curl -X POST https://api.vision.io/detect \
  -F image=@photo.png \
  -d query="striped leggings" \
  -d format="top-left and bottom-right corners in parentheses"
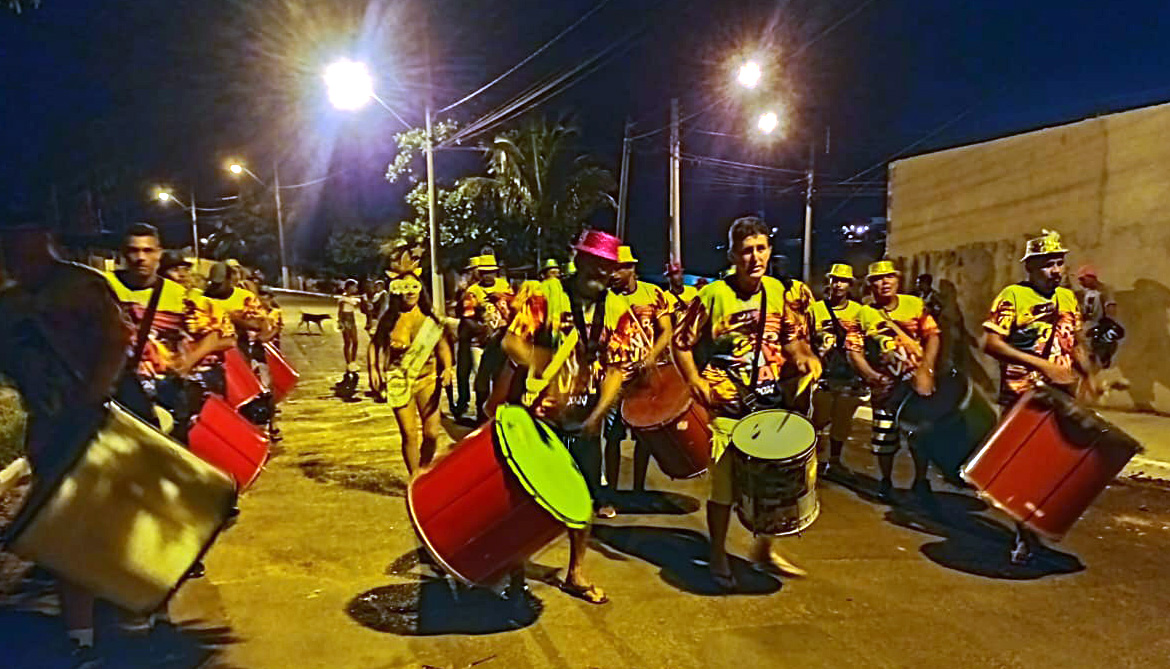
top-left (871, 406), bottom-right (901, 455)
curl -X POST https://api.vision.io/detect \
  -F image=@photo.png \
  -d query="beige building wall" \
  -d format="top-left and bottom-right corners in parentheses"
top-left (888, 101), bottom-right (1170, 413)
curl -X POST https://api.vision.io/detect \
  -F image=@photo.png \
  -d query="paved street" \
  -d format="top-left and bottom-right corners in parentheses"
top-left (4, 292), bottom-right (1170, 668)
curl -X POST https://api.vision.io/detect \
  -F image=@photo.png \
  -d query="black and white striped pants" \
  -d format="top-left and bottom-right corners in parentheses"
top-left (871, 406), bottom-right (901, 455)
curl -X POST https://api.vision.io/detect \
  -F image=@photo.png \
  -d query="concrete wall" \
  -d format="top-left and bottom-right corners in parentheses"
top-left (888, 101), bottom-right (1170, 413)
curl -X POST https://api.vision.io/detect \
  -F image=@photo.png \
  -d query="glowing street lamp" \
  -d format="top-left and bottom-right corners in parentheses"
top-left (156, 188), bottom-right (201, 260)
top-left (737, 60), bottom-right (762, 90)
top-left (228, 163), bottom-right (244, 176)
top-left (757, 110), bottom-right (780, 135)
top-left (323, 58), bottom-right (375, 111)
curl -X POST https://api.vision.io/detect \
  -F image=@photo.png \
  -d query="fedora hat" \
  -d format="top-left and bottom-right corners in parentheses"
top-left (573, 229), bottom-right (622, 263)
top-left (866, 260), bottom-right (900, 280)
top-left (826, 263), bottom-right (855, 281)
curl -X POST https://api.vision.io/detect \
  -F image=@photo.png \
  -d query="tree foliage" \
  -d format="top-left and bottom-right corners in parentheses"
top-left (201, 188), bottom-right (280, 280)
top-left (324, 228), bottom-right (388, 279)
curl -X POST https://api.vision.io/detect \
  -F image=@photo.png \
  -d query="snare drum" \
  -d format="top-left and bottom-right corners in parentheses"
top-left (6, 402), bottom-right (237, 613)
top-left (621, 364), bottom-right (712, 479)
top-left (731, 410), bottom-right (819, 536)
top-left (408, 405), bottom-right (592, 588)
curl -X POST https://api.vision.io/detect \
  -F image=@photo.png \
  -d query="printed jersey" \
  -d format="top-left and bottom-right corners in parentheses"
top-left (983, 283), bottom-right (1081, 403)
top-left (106, 272), bottom-right (216, 379)
top-left (463, 280), bottom-right (516, 345)
top-left (508, 278), bottom-right (649, 427)
top-left (615, 280), bottom-right (670, 340)
top-left (665, 284), bottom-right (700, 321)
top-left (208, 287), bottom-right (267, 334)
top-left (778, 278), bottom-right (816, 342)
top-left (847, 294), bottom-right (940, 384)
top-left (810, 299), bottom-right (864, 383)
top-left (674, 277), bottom-right (801, 417)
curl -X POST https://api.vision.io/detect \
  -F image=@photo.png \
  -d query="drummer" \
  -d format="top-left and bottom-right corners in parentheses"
top-left (0, 211), bottom-right (127, 666)
top-left (809, 264), bottom-right (867, 481)
top-left (981, 229), bottom-right (1094, 564)
top-left (503, 229), bottom-right (651, 604)
top-left (664, 261), bottom-right (699, 325)
top-left (846, 260), bottom-right (940, 504)
top-left (604, 245), bottom-right (673, 499)
top-left (674, 216), bottom-right (822, 588)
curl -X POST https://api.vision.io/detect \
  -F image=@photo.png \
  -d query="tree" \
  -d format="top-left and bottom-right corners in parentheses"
top-left (202, 188), bottom-right (280, 279)
top-left (324, 228), bottom-right (389, 279)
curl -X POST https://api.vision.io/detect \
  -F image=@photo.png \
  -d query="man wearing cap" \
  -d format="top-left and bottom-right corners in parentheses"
top-left (504, 229), bottom-right (652, 604)
top-left (0, 211), bottom-right (128, 666)
top-left (664, 262), bottom-right (699, 324)
top-left (106, 225), bottom-right (230, 431)
top-left (461, 253), bottom-right (515, 422)
top-left (982, 229), bottom-right (1094, 564)
top-left (1075, 264), bottom-right (1123, 369)
top-left (846, 260), bottom-right (941, 503)
top-left (605, 245), bottom-right (673, 498)
top-left (810, 264), bottom-right (871, 480)
top-left (674, 216), bottom-right (822, 587)
top-left (541, 258), bottom-right (562, 281)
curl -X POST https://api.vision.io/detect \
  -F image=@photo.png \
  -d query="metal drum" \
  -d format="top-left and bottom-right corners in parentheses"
top-left (896, 369), bottom-right (997, 485)
top-left (621, 364), bottom-right (712, 479)
top-left (962, 384), bottom-right (1141, 541)
top-left (188, 394), bottom-right (270, 490)
top-left (407, 405), bottom-right (592, 589)
top-left (263, 342), bottom-right (299, 403)
top-left (5, 402), bottom-right (237, 614)
top-left (224, 346), bottom-right (265, 409)
top-left (730, 409), bottom-right (819, 536)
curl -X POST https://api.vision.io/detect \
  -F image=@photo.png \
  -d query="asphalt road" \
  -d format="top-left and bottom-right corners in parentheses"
top-left (3, 292), bottom-right (1170, 668)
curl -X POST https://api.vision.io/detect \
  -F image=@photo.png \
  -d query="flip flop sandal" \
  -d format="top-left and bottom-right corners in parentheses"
top-left (560, 580), bottom-right (609, 605)
top-left (711, 569), bottom-right (737, 592)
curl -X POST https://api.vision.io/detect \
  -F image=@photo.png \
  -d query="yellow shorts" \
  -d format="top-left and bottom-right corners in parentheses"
top-left (706, 417), bottom-right (740, 506)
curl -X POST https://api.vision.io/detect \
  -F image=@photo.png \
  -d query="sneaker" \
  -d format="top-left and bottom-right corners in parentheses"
top-left (70, 644), bottom-right (103, 669)
top-left (877, 478), bottom-right (895, 502)
top-left (1010, 539), bottom-right (1034, 565)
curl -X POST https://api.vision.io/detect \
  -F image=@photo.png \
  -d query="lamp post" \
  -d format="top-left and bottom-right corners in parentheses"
top-left (229, 161), bottom-right (290, 289)
top-left (323, 58), bottom-right (443, 312)
top-left (157, 188), bottom-right (200, 260)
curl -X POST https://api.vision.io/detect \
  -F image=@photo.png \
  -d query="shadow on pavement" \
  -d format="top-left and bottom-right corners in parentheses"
top-left (605, 490), bottom-right (702, 516)
top-left (347, 580), bottom-right (541, 636)
top-left (592, 525), bottom-right (782, 596)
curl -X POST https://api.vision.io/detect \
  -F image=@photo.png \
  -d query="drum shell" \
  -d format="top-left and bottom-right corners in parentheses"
top-left (621, 365), bottom-right (712, 479)
top-left (7, 403), bottom-right (237, 614)
top-left (897, 371), bottom-right (997, 484)
top-left (225, 347), bottom-right (265, 409)
top-left (188, 394), bottom-right (270, 490)
top-left (407, 421), bottom-right (566, 588)
top-left (263, 342), bottom-right (299, 403)
top-left (962, 389), bottom-right (1141, 540)
top-left (732, 446), bottom-right (820, 536)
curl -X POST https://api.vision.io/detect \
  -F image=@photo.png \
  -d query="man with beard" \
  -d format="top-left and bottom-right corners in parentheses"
top-left (982, 230), bottom-right (1094, 564)
top-left (674, 216), bottom-right (822, 588)
top-left (0, 211), bottom-right (126, 667)
top-left (503, 230), bottom-right (650, 605)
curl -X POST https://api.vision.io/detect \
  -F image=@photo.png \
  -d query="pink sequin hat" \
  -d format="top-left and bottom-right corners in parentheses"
top-left (572, 229), bottom-right (622, 262)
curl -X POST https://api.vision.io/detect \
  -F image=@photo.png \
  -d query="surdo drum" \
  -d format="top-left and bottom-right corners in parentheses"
top-left (730, 409), bottom-right (820, 536)
top-left (621, 364), bottom-right (712, 479)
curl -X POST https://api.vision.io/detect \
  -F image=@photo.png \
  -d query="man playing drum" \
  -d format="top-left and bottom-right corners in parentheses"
top-left (674, 216), bottom-right (822, 588)
top-left (503, 229), bottom-right (651, 604)
top-left (981, 229), bottom-right (1095, 564)
top-left (0, 211), bottom-right (127, 667)
top-left (846, 260), bottom-right (940, 503)
top-left (664, 261), bottom-right (699, 326)
top-left (605, 245), bottom-right (673, 500)
top-left (809, 264), bottom-right (867, 481)
top-left (462, 254), bottom-right (514, 422)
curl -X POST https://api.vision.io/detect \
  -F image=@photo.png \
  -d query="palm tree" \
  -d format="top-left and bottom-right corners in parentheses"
top-left (456, 115), bottom-right (616, 266)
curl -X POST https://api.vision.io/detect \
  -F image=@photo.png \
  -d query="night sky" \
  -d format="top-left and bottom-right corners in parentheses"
top-left (5, 0), bottom-right (1170, 275)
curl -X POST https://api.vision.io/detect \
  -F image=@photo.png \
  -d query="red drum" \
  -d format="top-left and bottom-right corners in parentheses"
top-left (621, 364), bottom-right (712, 479)
top-left (188, 394), bottom-right (270, 490)
top-left (263, 342), bottom-right (299, 403)
top-left (408, 405), bottom-right (592, 588)
top-left (962, 385), bottom-right (1142, 541)
top-left (224, 347), bottom-right (265, 409)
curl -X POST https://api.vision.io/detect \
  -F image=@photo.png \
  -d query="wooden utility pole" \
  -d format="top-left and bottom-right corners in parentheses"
top-left (617, 119), bottom-right (632, 239)
top-left (669, 99), bottom-right (681, 266)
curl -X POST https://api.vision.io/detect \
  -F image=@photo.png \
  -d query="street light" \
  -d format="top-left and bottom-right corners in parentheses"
top-left (324, 58), bottom-right (443, 313)
top-left (757, 110), bottom-right (780, 135)
top-left (737, 60), bottom-right (762, 90)
top-left (156, 188), bottom-right (201, 260)
top-left (228, 161), bottom-right (290, 289)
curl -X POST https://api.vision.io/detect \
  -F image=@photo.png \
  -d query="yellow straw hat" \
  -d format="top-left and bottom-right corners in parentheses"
top-left (477, 254), bottom-right (500, 271)
top-left (866, 260), bottom-right (900, 280)
top-left (1021, 229), bottom-right (1069, 261)
top-left (617, 245), bottom-right (638, 265)
top-left (826, 263), bottom-right (855, 281)
top-left (542, 258), bottom-right (560, 270)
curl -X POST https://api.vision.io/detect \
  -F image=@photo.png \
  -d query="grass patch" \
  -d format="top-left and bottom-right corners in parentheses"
top-left (0, 389), bottom-right (26, 469)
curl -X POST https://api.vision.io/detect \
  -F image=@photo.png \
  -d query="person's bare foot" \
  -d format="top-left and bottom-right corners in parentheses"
top-left (751, 541), bottom-right (807, 578)
top-left (561, 575), bottom-right (608, 604)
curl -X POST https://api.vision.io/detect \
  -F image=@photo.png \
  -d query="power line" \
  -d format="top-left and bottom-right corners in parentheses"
top-left (438, 0), bottom-right (614, 113)
top-left (790, 0), bottom-right (881, 59)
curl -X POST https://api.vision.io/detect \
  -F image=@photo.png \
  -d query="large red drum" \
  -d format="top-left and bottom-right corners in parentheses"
top-left (962, 385), bottom-right (1141, 541)
top-left (263, 342), bottom-right (299, 403)
top-left (224, 347), bottom-right (265, 409)
top-left (621, 364), bottom-right (712, 479)
top-left (188, 394), bottom-right (270, 490)
top-left (407, 405), bottom-right (592, 588)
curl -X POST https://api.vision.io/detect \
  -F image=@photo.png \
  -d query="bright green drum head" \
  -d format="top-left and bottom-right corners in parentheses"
top-left (731, 410), bottom-right (817, 461)
top-left (495, 405), bottom-right (593, 529)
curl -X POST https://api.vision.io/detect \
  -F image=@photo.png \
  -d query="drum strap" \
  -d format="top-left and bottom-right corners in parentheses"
top-left (822, 300), bottom-right (848, 352)
top-left (874, 305), bottom-right (925, 361)
top-left (747, 283), bottom-right (768, 396)
top-left (563, 277), bottom-right (607, 365)
top-left (130, 279), bottom-right (165, 371)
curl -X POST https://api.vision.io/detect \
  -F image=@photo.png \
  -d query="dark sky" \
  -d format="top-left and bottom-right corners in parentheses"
top-left (5, 0), bottom-right (1170, 274)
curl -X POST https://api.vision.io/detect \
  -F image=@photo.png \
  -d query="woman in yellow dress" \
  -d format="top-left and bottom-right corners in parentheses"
top-left (376, 271), bottom-right (454, 473)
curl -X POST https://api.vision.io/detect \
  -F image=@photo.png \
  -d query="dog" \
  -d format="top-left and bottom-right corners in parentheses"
top-left (298, 312), bottom-right (333, 332)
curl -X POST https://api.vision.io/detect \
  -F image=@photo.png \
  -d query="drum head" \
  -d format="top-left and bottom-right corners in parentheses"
top-left (495, 405), bottom-right (592, 529)
top-left (621, 364), bottom-right (692, 428)
top-left (731, 410), bottom-right (816, 461)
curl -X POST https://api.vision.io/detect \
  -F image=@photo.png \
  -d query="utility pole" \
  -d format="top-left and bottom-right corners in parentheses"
top-left (802, 140), bottom-right (815, 284)
top-left (190, 187), bottom-right (200, 261)
top-left (669, 98), bottom-right (682, 266)
top-left (616, 119), bottom-right (632, 239)
top-left (273, 160), bottom-right (289, 289)
top-left (425, 105), bottom-right (443, 313)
